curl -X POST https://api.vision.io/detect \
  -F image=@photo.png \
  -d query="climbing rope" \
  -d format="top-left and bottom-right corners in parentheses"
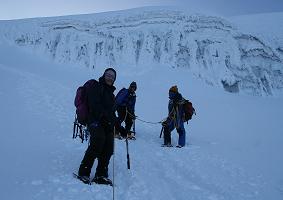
top-left (126, 110), bottom-right (164, 125)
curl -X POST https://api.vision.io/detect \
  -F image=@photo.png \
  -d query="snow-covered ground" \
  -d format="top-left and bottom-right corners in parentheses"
top-left (1, 32), bottom-right (283, 200)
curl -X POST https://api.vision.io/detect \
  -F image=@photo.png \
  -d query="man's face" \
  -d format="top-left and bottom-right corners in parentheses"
top-left (129, 85), bottom-right (136, 93)
top-left (169, 91), bottom-right (176, 100)
top-left (104, 70), bottom-right (115, 86)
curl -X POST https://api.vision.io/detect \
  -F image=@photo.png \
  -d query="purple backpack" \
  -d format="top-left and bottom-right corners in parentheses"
top-left (74, 79), bottom-right (97, 125)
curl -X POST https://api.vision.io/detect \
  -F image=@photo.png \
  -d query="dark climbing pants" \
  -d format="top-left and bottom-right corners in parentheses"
top-left (115, 106), bottom-right (133, 137)
top-left (78, 123), bottom-right (114, 178)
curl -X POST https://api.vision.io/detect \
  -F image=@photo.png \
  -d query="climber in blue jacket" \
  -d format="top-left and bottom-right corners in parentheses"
top-left (115, 81), bottom-right (137, 139)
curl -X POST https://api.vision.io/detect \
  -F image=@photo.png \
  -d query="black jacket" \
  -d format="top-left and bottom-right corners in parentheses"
top-left (86, 76), bottom-right (116, 127)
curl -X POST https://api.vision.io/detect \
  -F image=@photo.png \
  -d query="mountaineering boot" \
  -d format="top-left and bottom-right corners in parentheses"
top-left (127, 132), bottom-right (136, 140)
top-left (92, 176), bottom-right (113, 186)
top-left (161, 143), bottom-right (173, 147)
top-left (115, 133), bottom-right (123, 140)
top-left (78, 175), bottom-right (90, 184)
top-left (73, 173), bottom-right (90, 184)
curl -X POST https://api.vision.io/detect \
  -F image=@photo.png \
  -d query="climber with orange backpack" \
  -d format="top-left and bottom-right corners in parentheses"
top-left (161, 85), bottom-right (195, 148)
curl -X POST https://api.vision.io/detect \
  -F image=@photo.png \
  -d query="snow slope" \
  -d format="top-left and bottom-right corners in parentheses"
top-left (1, 38), bottom-right (283, 200)
top-left (1, 7), bottom-right (283, 96)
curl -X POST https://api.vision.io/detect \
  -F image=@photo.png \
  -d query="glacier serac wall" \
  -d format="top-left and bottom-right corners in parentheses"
top-left (1, 8), bottom-right (282, 96)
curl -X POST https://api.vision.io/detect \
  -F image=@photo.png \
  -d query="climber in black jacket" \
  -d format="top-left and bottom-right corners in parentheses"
top-left (78, 68), bottom-right (117, 185)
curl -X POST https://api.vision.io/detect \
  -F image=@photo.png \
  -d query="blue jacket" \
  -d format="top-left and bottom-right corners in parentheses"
top-left (115, 88), bottom-right (136, 114)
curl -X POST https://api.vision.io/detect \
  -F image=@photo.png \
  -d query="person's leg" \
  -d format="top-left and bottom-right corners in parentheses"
top-left (177, 123), bottom-right (186, 147)
top-left (93, 126), bottom-right (114, 185)
top-left (95, 154), bottom-right (112, 178)
top-left (125, 114), bottom-right (133, 134)
top-left (115, 106), bottom-right (127, 137)
top-left (163, 121), bottom-right (174, 145)
top-left (78, 124), bottom-right (105, 177)
top-left (95, 125), bottom-right (114, 178)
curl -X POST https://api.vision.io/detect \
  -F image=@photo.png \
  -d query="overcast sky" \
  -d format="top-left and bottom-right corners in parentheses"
top-left (0, 0), bottom-right (283, 20)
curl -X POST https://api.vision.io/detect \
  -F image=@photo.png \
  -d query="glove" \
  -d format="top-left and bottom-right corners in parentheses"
top-left (88, 121), bottom-right (99, 135)
top-left (89, 121), bottom-right (99, 129)
top-left (131, 114), bottom-right (137, 120)
top-left (129, 112), bottom-right (136, 120)
top-left (162, 120), bottom-right (167, 127)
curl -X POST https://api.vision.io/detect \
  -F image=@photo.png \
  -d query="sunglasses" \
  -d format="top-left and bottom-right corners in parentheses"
top-left (130, 86), bottom-right (137, 91)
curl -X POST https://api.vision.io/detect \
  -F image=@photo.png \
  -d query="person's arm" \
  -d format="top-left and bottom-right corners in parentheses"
top-left (162, 101), bottom-right (173, 126)
top-left (127, 94), bottom-right (136, 114)
top-left (168, 100), bottom-right (174, 117)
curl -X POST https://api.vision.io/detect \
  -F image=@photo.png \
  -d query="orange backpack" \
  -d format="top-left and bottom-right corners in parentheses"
top-left (183, 99), bottom-right (195, 122)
